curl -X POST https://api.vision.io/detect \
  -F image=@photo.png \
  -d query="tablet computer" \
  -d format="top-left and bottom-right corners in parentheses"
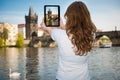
top-left (44, 5), bottom-right (60, 27)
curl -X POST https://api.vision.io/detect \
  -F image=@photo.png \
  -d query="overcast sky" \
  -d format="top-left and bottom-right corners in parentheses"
top-left (0, 0), bottom-right (120, 31)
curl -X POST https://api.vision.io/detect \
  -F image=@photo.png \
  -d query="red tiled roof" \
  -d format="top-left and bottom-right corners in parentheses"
top-left (18, 24), bottom-right (25, 28)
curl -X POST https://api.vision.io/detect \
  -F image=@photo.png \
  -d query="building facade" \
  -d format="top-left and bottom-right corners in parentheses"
top-left (18, 24), bottom-right (26, 39)
top-left (25, 6), bottom-right (38, 39)
top-left (0, 23), bottom-right (18, 46)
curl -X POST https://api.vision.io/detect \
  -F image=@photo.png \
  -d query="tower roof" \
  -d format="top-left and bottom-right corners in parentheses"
top-left (29, 6), bottom-right (35, 16)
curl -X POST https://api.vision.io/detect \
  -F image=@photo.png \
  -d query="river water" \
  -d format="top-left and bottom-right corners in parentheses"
top-left (0, 47), bottom-right (120, 80)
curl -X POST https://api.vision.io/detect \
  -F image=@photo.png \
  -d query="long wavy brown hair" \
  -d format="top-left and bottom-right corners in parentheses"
top-left (64, 1), bottom-right (96, 56)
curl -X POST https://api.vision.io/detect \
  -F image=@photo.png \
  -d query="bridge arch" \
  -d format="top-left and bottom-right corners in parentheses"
top-left (96, 31), bottom-right (120, 46)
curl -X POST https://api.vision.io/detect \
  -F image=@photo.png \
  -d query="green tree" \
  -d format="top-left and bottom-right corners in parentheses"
top-left (0, 37), bottom-right (4, 47)
top-left (16, 33), bottom-right (24, 47)
top-left (0, 32), bottom-right (2, 38)
top-left (0, 28), bottom-right (9, 47)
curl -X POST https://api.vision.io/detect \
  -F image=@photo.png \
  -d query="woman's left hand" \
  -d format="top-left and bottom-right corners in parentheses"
top-left (40, 18), bottom-right (53, 34)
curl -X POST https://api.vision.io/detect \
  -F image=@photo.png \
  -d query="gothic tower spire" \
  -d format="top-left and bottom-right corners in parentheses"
top-left (29, 6), bottom-right (35, 16)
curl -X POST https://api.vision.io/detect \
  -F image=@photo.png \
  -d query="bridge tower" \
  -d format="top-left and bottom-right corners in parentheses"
top-left (25, 6), bottom-right (38, 39)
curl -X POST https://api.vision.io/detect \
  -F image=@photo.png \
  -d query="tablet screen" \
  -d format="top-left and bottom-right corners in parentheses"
top-left (44, 5), bottom-right (60, 27)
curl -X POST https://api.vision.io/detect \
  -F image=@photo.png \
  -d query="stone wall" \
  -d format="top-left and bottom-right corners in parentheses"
top-left (96, 31), bottom-right (120, 46)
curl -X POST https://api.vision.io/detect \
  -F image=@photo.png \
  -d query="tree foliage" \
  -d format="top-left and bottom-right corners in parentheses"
top-left (16, 33), bottom-right (24, 47)
top-left (3, 28), bottom-right (9, 41)
top-left (0, 28), bottom-right (9, 47)
top-left (0, 37), bottom-right (4, 47)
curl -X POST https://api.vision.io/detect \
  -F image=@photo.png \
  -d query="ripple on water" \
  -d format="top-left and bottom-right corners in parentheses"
top-left (0, 47), bottom-right (120, 80)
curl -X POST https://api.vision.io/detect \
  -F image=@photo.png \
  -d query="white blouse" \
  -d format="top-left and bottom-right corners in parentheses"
top-left (51, 29), bottom-right (90, 80)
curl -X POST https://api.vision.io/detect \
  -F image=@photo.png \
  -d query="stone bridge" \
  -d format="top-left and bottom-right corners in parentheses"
top-left (96, 31), bottom-right (120, 46)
